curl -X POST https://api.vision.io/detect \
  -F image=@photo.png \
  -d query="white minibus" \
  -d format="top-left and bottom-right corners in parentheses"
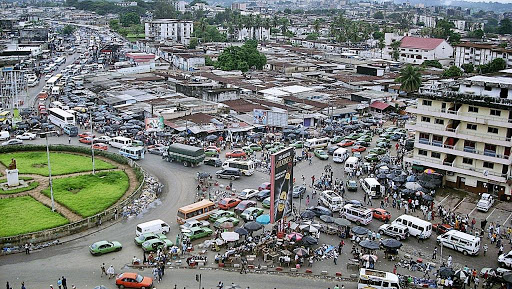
top-left (222, 159), bottom-right (255, 176)
top-left (360, 178), bottom-right (385, 198)
top-left (119, 146), bottom-right (145, 160)
top-left (110, 136), bottom-right (132, 149)
top-left (437, 230), bottom-right (480, 256)
top-left (320, 190), bottom-right (343, 212)
top-left (333, 148), bottom-right (349, 163)
top-left (304, 137), bottom-right (330, 150)
top-left (345, 156), bottom-right (359, 173)
top-left (343, 204), bottom-right (373, 225)
top-left (392, 214), bottom-right (432, 239)
top-left (135, 219), bottom-right (170, 236)
top-left (358, 268), bottom-right (400, 289)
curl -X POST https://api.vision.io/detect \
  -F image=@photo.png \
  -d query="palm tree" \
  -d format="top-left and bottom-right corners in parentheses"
top-left (313, 19), bottom-right (321, 34)
top-left (396, 65), bottom-right (422, 95)
top-left (378, 39), bottom-right (385, 58)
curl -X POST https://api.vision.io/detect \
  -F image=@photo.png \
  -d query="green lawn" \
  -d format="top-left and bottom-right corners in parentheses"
top-left (42, 171), bottom-right (129, 217)
top-left (0, 180), bottom-right (39, 195)
top-left (0, 152), bottom-right (116, 176)
top-left (0, 196), bottom-right (69, 237)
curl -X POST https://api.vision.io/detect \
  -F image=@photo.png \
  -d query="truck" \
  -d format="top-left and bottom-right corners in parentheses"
top-left (163, 143), bottom-right (205, 167)
top-left (477, 193), bottom-right (495, 212)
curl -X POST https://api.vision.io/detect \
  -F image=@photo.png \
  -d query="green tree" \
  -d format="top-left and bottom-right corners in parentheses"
top-left (284, 8), bottom-right (291, 14)
top-left (305, 33), bottom-right (319, 40)
top-left (378, 39), bottom-right (385, 58)
top-left (153, 1), bottom-right (178, 19)
top-left (118, 27), bottom-right (129, 37)
top-left (313, 19), bottom-right (321, 34)
top-left (373, 31), bottom-right (384, 40)
top-left (188, 37), bottom-right (198, 49)
top-left (468, 29), bottom-right (484, 39)
top-left (373, 11), bottom-right (384, 19)
top-left (120, 12), bottom-right (140, 27)
top-left (462, 63), bottom-right (474, 73)
top-left (390, 40), bottom-right (400, 61)
top-left (396, 65), bottom-right (422, 94)
top-left (489, 58), bottom-right (507, 72)
top-left (442, 65), bottom-right (463, 78)
top-left (61, 25), bottom-right (76, 35)
top-left (422, 60), bottom-right (442, 69)
top-left (109, 19), bottom-right (120, 31)
top-left (498, 18), bottom-right (512, 35)
top-left (215, 40), bottom-right (266, 72)
top-left (205, 56), bottom-right (215, 66)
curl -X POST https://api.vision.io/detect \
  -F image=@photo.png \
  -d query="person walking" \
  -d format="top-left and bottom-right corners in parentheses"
top-left (432, 247), bottom-right (437, 259)
top-left (61, 277), bottom-right (67, 289)
top-left (333, 250), bottom-right (338, 265)
top-left (483, 244), bottom-right (488, 256)
top-left (21, 283), bottom-right (25, 289)
top-left (106, 265), bottom-right (115, 279)
top-left (24, 243), bottom-right (29, 254)
top-left (57, 278), bottom-right (62, 289)
top-left (68, 137), bottom-right (71, 144)
top-left (100, 263), bottom-right (107, 277)
top-left (447, 255), bottom-right (452, 267)
top-left (152, 267), bottom-right (159, 283)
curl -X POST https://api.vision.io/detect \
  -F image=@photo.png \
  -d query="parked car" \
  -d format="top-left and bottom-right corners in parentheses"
top-left (240, 207), bottom-right (264, 221)
top-left (213, 216), bottom-right (240, 228)
top-left (234, 200), bottom-right (257, 214)
top-left (134, 233), bottom-right (168, 246)
top-left (369, 147), bottom-right (386, 155)
top-left (204, 158), bottom-right (223, 167)
top-left (338, 140), bottom-right (354, 147)
top-left (141, 238), bottom-right (173, 252)
top-left (364, 153), bottom-right (379, 162)
top-left (262, 197), bottom-right (271, 208)
top-left (290, 141), bottom-right (304, 148)
top-left (258, 182), bottom-right (271, 191)
top-left (89, 240), bottom-right (122, 255)
top-left (16, 132), bottom-right (37, 140)
top-left (351, 145), bottom-right (366, 153)
top-left (371, 208), bottom-right (391, 222)
top-left (238, 188), bottom-right (259, 200)
top-left (248, 143), bottom-right (262, 151)
top-left (314, 149), bottom-right (329, 160)
top-left (209, 210), bottom-right (236, 222)
top-left (180, 219), bottom-right (210, 232)
top-left (1, 139), bottom-right (23, 146)
top-left (182, 227), bottom-right (213, 241)
top-left (306, 206), bottom-right (333, 217)
top-left (432, 223), bottom-right (453, 234)
top-left (498, 250), bottom-right (512, 268)
top-left (255, 189), bottom-right (271, 201)
top-left (204, 148), bottom-right (219, 157)
top-left (225, 150), bottom-right (246, 158)
top-left (115, 273), bottom-right (153, 289)
top-left (217, 198), bottom-right (241, 210)
top-left (379, 223), bottom-right (410, 240)
top-left (346, 180), bottom-right (358, 191)
top-left (292, 185), bottom-right (306, 198)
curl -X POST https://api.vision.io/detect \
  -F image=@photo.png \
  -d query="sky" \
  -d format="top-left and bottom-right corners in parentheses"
top-left (454, 0), bottom-right (512, 2)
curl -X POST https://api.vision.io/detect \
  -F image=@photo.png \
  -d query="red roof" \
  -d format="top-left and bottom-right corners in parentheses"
top-left (400, 36), bottom-right (444, 50)
top-left (370, 101), bottom-right (390, 111)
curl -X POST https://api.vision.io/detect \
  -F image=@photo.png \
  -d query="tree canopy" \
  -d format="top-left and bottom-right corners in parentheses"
top-left (61, 25), bottom-right (76, 35)
top-left (478, 58), bottom-right (507, 74)
top-left (120, 12), bottom-right (140, 27)
top-left (442, 66), bottom-right (463, 78)
top-left (214, 40), bottom-right (266, 72)
top-left (396, 65), bottom-right (422, 94)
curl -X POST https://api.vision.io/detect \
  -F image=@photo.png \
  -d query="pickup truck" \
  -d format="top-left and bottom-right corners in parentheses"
top-left (477, 193), bottom-right (495, 212)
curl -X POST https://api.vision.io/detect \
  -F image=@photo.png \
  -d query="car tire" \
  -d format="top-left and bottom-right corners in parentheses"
top-left (231, 176), bottom-right (236, 180)
top-left (379, 230), bottom-right (384, 235)
top-left (463, 250), bottom-right (468, 256)
top-left (119, 286), bottom-right (124, 289)
top-left (356, 221), bottom-right (361, 225)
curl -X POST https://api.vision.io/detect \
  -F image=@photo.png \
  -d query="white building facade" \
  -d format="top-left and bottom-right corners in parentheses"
top-left (144, 19), bottom-right (193, 45)
top-left (399, 36), bottom-right (453, 65)
top-left (454, 42), bottom-right (512, 68)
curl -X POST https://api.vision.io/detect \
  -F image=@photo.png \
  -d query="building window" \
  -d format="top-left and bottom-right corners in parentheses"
top-left (484, 86), bottom-right (492, 91)
top-left (483, 162), bottom-right (494, 169)
top-left (490, 109), bottom-right (501, 116)
top-left (431, 152), bottom-right (441, 159)
top-left (421, 116), bottom-right (431, 123)
top-left (435, 118), bottom-right (445, 125)
top-left (468, 106), bottom-right (479, 113)
top-left (466, 123), bottom-right (477, 130)
top-left (488, 127), bottom-right (499, 134)
top-left (418, 149), bottom-right (428, 156)
top-left (462, 158), bottom-right (473, 165)
top-left (422, 100), bottom-right (432, 106)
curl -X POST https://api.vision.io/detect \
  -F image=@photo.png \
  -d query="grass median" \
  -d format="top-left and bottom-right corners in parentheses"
top-left (0, 196), bottom-right (69, 237)
top-left (0, 152), bottom-right (116, 176)
top-left (42, 171), bottom-right (129, 217)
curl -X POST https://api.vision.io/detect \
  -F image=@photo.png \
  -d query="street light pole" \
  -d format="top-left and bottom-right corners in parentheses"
top-left (45, 133), bottom-right (55, 212)
top-left (90, 112), bottom-right (95, 174)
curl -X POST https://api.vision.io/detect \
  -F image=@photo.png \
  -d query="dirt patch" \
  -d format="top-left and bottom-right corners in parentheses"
top-left (32, 163), bottom-right (47, 168)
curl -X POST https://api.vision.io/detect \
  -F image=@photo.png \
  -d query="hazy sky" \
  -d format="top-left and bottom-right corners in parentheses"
top-left (462, 0), bottom-right (512, 2)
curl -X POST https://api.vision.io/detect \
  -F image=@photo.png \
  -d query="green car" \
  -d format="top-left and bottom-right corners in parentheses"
top-left (314, 149), bottom-right (329, 160)
top-left (379, 132), bottom-right (392, 139)
top-left (269, 144), bottom-right (285, 154)
top-left (290, 141), bottom-right (304, 148)
top-left (134, 233), bottom-right (168, 246)
top-left (205, 148), bottom-right (219, 157)
top-left (265, 142), bottom-right (282, 149)
top-left (249, 143), bottom-right (262, 151)
top-left (357, 135), bottom-right (372, 142)
top-left (347, 133), bottom-right (362, 140)
top-left (240, 207), bottom-right (264, 221)
top-left (364, 153), bottom-right (379, 162)
top-left (89, 240), bottom-right (122, 256)
top-left (346, 180), bottom-right (358, 191)
top-left (242, 146), bottom-right (253, 155)
top-left (213, 216), bottom-right (240, 228)
top-left (385, 127), bottom-right (397, 132)
top-left (331, 136), bottom-right (344, 144)
top-left (376, 137), bottom-right (389, 144)
top-left (142, 238), bottom-right (173, 252)
top-left (369, 147), bottom-right (387, 155)
top-left (376, 142), bottom-right (391, 149)
top-left (262, 197), bottom-right (271, 208)
top-left (183, 227), bottom-right (213, 241)
top-left (209, 210), bottom-right (236, 222)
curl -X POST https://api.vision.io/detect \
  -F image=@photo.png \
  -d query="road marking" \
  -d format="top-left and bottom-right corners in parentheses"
top-left (503, 212), bottom-right (512, 226)
top-left (438, 195), bottom-right (450, 205)
top-left (486, 208), bottom-right (497, 220)
top-left (454, 197), bottom-right (465, 210)
top-left (468, 205), bottom-right (477, 216)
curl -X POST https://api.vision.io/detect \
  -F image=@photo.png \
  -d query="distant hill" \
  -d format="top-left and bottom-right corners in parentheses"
top-left (392, 0), bottom-right (512, 12)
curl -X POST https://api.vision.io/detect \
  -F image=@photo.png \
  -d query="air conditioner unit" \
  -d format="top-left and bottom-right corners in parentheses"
top-left (447, 171), bottom-right (454, 176)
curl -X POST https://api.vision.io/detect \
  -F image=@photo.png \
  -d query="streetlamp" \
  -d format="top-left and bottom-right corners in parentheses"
top-left (90, 112), bottom-right (95, 174)
top-left (40, 131), bottom-right (56, 211)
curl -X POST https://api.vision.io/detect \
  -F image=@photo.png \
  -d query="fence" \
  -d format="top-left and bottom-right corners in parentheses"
top-left (0, 146), bottom-right (146, 247)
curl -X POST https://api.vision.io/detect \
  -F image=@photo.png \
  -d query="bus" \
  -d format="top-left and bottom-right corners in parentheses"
top-left (110, 136), bottom-right (132, 149)
top-left (119, 146), bottom-right (145, 160)
top-left (0, 111), bottom-right (11, 123)
top-left (304, 137), bottom-right (330, 150)
top-left (358, 268), bottom-right (400, 289)
top-left (55, 56), bottom-right (66, 65)
top-left (343, 204), bottom-right (373, 225)
top-left (222, 159), bottom-right (255, 176)
top-left (46, 74), bottom-right (63, 87)
top-left (48, 107), bottom-right (76, 128)
top-left (177, 200), bottom-right (217, 225)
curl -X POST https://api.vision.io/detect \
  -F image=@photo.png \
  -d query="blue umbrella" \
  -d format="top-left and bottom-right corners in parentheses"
top-left (406, 175), bottom-right (417, 182)
top-left (256, 214), bottom-right (270, 225)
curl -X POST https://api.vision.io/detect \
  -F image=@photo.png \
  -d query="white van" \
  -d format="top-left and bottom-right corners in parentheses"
top-left (135, 219), bottom-right (170, 236)
top-left (360, 178), bottom-right (385, 198)
top-left (345, 156), bottom-right (359, 173)
top-left (333, 148), bottom-right (349, 163)
top-left (0, 131), bottom-right (9, 140)
top-left (392, 214), bottom-right (432, 239)
top-left (320, 190), bottom-right (343, 212)
top-left (437, 230), bottom-right (480, 256)
top-left (304, 137), bottom-right (330, 150)
top-left (51, 86), bottom-right (61, 96)
top-left (110, 136), bottom-right (132, 149)
top-left (343, 204), bottom-right (373, 225)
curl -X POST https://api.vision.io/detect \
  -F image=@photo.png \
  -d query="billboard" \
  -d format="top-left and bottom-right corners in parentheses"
top-left (253, 109), bottom-right (288, 127)
top-left (145, 117), bottom-right (164, 132)
top-left (270, 147), bottom-right (294, 223)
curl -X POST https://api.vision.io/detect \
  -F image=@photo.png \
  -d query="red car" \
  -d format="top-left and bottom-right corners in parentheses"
top-left (433, 223), bottom-right (452, 234)
top-left (115, 272), bottom-right (153, 289)
top-left (234, 200), bottom-right (257, 214)
top-left (226, 150), bottom-right (246, 158)
top-left (258, 182), bottom-right (271, 191)
top-left (371, 208), bottom-right (391, 221)
top-left (92, 143), bottom-right (108, 150)
top-left (78, 132), bottom-right (95, 138)
top-left (79, 137), bottom-right (93, 144)
top-left (338, 140), bottom-right (354, 147)
top-left (352, 145), bottom-right (367, 153)
top-left (206, 145), bottom-right (221, 152)
top-left (218, 198), bottom-right (241, 210)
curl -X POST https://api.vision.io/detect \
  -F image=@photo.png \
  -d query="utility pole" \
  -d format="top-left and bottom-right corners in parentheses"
top-left (42, 132), bottom-right (55, 211)
top-left (90, 112), bottom-right (95, 174)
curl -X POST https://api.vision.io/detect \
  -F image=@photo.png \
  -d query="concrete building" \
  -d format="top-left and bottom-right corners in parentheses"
top-left (399, 36), bottom-right (453, 65)
top-left (237, 27), bottom-right (270, 42)
top-left (413, 14), bottom-right (437, 28)
top-left (231, 2), bottom-right (247, 10)
top-left (144, 19), bottom-right (193, 45)
top-left (173, 1), bottom-right (187, 12)
top-left (405, 75), bottom-right (512, 199)
top-left (454, 42), bottom-right (512, 68)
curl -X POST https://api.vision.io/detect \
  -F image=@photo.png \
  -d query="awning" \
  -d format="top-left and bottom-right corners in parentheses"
top-left (412, 165), bottom-right (424, 171)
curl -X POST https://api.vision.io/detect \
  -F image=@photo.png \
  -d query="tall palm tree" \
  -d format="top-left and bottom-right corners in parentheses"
top-left (378, 39), bottom-right (385, 58)
top-left (396, 65), bottom-right (422, 95)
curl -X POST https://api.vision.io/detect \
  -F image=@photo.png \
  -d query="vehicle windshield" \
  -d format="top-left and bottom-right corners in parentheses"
top-left (90, 244), bottom-right (97, 249)
top-left (219, 199), bottom-right (227, 205)
top-left (135, 274), bottom-right (144, 283)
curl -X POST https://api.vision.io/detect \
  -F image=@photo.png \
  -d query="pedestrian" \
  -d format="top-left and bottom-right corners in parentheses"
top-left (100, 263), bottom-right (107, 277)
top-left (447, 255), bottom-right (452, 267)
top-left (21, 283), bottom-right (25, 289)
top-left (68, 137), bottom-right (71, 144)
top-left (57, 278), bottom-right (62, 289)
top-left (106, 265), bottom-right (115, 279)
top-left (483, 244), bottom-right (488, 256)
top-left (334, 285), bottom-right (339, 289)
top-left (432, 247), bottom-right (437, 259)
top-left (62, 276), bottom-right (67, 289)
top-left (499, 244), bottom-right (504, 255)
top-left (333, 250), bottom-right (338, 265)
top-left (24, 243), bottom-right (29, 254)
top-left (152, 267), bottom-right (159, 283)
top-left (6, 282), bottom-right (9, 289)
top-left (217, 281), bottom-right (224, 289)
top-left (474, 277), bottom-right (479, 289)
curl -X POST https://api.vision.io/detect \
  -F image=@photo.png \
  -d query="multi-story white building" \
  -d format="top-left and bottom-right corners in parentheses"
top-left (237, 27), bottom-right (270, 42)
top-left (413, 14), bottom-right (437, 28)
top-left (405, 74), bottom-right (512, 200)
top-left (454, 42), bottom-right (512, 68)
top-left (399, 36), bottom-right (453, 65)
top-left (173, 1), bottom-right (187, 12)
top-left (144, 19), bottom-right (193, 46)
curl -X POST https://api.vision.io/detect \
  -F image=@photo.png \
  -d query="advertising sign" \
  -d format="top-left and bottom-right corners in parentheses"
top-left (253, 109), bottom-right (288, 127)
top-left (270, 147), bottom-right (294, 223)
top-left (145, 117), bottom-right (164, 132)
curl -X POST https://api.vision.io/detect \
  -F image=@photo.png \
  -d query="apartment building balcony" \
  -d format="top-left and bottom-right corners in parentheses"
top-left (404, 155), bottom-right (508, 183)
top-left (414, 141), bottom-right (512, 165)
top-left (405, 105), bottom-right (512, 128)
